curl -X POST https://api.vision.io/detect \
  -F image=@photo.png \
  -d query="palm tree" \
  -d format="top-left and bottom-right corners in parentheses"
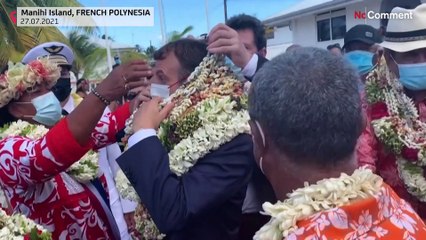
top-left (167, 26), bottom-right (194, 42)
top-left (67, 30), bottom-right (106, 78)
top-left (120, 51), bottom-right (148, 64)
top-left (144, 45), bottom-right (157, 60)
top-left (0, 0), bottom-right (94, 65)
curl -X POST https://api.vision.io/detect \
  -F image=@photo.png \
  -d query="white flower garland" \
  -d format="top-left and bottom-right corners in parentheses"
top-left (366, 57), bottom-right (426, 202)
top-left (0, 120), bottom-right (99, 183)
top-left (169, 97), bottom-right (250, 175)
top-left (117, 97), bottom-right (250, 201)
top-left (396, 159), bottom-right (426, 202)
top-left (254, 168), bottom-right (382, 240)
top-left (118, 54), bottom-right (249, 202)
top-left (0, 208), bottom-right (52, 239)
top-left (118, 54), bottom-right (249, 238)
top-left (115, 170), bottom-right (140, 202)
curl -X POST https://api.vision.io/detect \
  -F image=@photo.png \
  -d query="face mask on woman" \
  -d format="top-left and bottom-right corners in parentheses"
top-left (21, 92), bottom-right (62, 126)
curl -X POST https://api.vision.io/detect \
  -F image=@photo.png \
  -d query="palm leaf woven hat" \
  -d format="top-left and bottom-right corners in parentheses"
top-left (380, 3), bottom-right (426, 52)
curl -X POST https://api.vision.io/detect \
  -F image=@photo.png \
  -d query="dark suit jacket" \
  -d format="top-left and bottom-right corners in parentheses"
top-left (256, 55), bottom-right (268, 71)
top-left (117, 134), bottom-right (254, 240)
top-left (245, 54), bottom-right (269, 82)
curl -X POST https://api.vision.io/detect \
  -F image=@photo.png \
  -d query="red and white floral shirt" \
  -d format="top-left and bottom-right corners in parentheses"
top-left (287, 184), bottom-right (426, 239)
top-left (0, 103), bottom-right (130, 240)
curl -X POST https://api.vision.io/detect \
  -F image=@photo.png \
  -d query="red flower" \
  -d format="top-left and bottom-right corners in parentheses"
top-left (28, 60), bottom-right (48, 78)
top-left (371, 102), bottom-right (389, 120)
top-left (401, 146), bottom-right (419, 162)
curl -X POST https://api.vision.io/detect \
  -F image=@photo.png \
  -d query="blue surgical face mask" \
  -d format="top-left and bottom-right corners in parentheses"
top-left (150, 83), bottom-right (170, 99)
top-left (345, 50), bottom-right (374, 75)
top-left (225, 57), bottom-right (245, 80)
top-left (31, 92), bottom-right (62, 126)
top-left (398, 62), bottom-right (426, 91)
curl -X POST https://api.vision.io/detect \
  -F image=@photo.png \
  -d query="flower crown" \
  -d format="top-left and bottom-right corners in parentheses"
top-left (0, 58), bottom-right (61, 108)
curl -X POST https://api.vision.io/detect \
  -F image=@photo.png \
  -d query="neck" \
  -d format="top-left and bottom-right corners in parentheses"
top-left (77, 91), bottom-right (87, 98)
top-left (270, 153), bottom-right (358, 201)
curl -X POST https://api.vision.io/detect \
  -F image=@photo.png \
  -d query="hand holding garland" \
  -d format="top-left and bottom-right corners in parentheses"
top-left (132, 97), bottom-right (175, 132)
top-left (68, 61), bottom-right (152, 145)
top-left (207, 24), bottom-right (253, 69)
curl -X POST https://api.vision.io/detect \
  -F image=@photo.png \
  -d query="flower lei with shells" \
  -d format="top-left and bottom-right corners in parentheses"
top-left (117, 54), bottom-right (250, 239)
top-left (0, 59), bottom-right (60, 108)
top-left (365, 56), bottom-right (426, 202)
top-left (0, 120), bottom-right (99, 183)
top-left (0, 208), bottom-right (52, 240)
top-left (254, 168), bottom-right (382, 240)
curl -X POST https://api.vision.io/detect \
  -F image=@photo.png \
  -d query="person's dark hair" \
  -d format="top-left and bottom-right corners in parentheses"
top-left (154, 38), bottom-right (208, 78)
top-left (77, 78), bottom-right (86, 86)
top-left (0, 65), bottom-right (16, 127)
top-left (286, 44), bottom-right (301, 52)
top-left (249, 47), bottom-right (363, 166)
top-left (380, 0), bottom-right (422, 29)
top-left (344, 40), bottom-right (372, 53)
top-left (0, 106), bottom-right (17, 128)
top-left (327, 43), bottom-right (342, 51)
top-left (1, 65), bottom-right (8, 75)
top-left (226, 14), bottom-right (267, 51)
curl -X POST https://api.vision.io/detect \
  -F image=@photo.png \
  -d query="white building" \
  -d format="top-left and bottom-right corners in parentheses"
top-left (263, 0), bottom-right (382, 58)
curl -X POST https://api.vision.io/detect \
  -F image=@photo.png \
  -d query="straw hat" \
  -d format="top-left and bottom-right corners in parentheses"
top-left (381, 4), bottom-right (426, 52)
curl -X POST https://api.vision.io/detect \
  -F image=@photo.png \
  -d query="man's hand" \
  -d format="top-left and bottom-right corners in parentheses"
top-left (129, 85), bottom-right (152, 112)
top-left (97, 60), bottom-right (152, 101)
top-left (207, 23), bottom-right (253, 68)
top-left (132, 97), bottom-right (174, 131)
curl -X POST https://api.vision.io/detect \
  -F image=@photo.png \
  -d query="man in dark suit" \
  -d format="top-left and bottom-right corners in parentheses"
top-left (208, 14), bottom-right (268, 81)
top-left (117, 38), bottom-right (254, 240)
top-left (207, 14), bottom-right (276, 240)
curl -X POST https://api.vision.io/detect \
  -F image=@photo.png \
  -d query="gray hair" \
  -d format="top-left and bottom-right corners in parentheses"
top-left (249, 47), bottom-right (363, 166)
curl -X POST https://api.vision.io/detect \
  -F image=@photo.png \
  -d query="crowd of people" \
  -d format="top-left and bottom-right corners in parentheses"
top-left (1, 0), bottom-right (426, 239)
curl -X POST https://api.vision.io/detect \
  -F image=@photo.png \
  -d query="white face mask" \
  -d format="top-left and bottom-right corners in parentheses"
top-left (150, 83), bottom-right (170, 99)
top-left (253, 120), bottom-right (266, 174)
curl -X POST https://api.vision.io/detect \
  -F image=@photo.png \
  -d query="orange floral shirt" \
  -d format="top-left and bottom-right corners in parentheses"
top-left (286, 184), bottom-right (426, 239)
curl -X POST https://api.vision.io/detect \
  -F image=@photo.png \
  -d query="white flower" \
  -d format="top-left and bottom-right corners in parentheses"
top-left (254, 168), bottom-right (382, 239)
top-left (1, 121), bottom-right (98, 183)
top-left (0, 208), bottom-right (51, 239)
top-left (120, 54), bottom-right (250, 237)
top-left (115, 170), bottom-right (140, 202)
top-left (67, 151), bottom-right (99, 183)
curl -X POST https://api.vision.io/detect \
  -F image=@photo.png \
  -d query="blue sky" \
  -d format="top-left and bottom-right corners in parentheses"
top-left (78, 0), bottom-right (298, 49)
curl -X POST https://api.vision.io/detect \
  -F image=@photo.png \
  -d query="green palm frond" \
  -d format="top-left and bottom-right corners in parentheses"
top-left (0, 0), bottom-right (96, 65)
top-left (67, 30), bottom-right (107, 78)
top-left (168, 26), bottom-right (194, 42)
top-left (120, 52), bottom-right (148, 64)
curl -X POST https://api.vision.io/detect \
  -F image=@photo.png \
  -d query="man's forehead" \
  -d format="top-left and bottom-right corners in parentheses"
top-left (237, 29), bottom-right (256, 46)
top-left (154, 53), bottom-right (181, 76)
